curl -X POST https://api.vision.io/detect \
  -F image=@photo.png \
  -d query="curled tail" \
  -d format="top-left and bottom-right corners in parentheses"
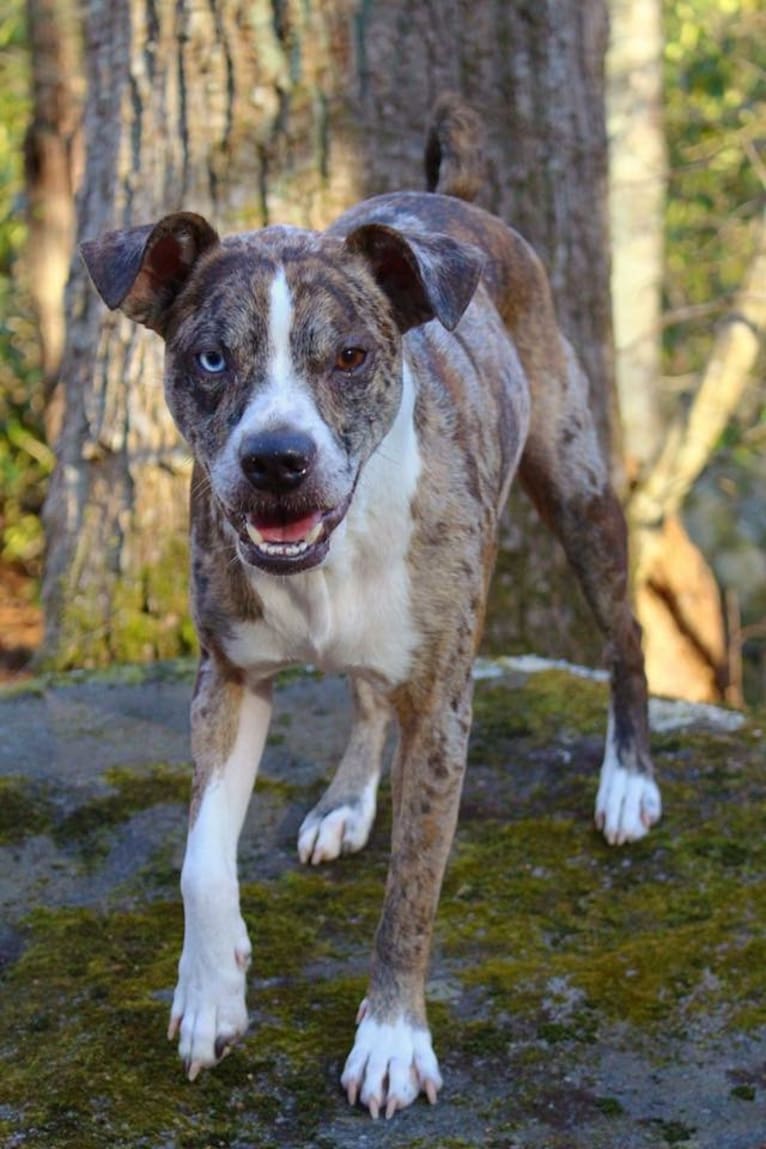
top-left (424, 93), bottom-right (486, 203)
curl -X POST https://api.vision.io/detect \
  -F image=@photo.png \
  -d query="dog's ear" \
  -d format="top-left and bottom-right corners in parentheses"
top-left (80, 212), bottom-right (220, 334)
top-left (344, 223), bottom-right (484, 333)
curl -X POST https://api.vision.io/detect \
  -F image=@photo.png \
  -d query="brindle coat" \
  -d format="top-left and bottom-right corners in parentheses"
top-left (81, 97), bottom-right (660, 1118)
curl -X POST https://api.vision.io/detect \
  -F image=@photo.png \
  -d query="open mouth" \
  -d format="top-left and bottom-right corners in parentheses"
top-left (235, 494), bottom-right (352, 574)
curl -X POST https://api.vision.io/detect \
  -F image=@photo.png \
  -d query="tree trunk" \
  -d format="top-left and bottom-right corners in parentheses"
top-left (24, 0), bottom-right (84, 437)
top-left (42, 0), bottom-right (617, 669)
top-left (607, 0), bottom-right (666, 481)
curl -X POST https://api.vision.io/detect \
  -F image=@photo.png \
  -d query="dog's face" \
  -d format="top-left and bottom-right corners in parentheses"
top-left (82, 212), bottom-right (482, 574)
top-left (161, 229), bottom-right (406, 575)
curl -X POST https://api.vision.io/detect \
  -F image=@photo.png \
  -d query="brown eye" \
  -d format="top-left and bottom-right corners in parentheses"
top-left (335, 347), bottom-right (367, 373)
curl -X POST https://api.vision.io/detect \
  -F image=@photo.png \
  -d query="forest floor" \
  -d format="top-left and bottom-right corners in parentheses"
top-left (1, 658), bottom-right (764, 1149)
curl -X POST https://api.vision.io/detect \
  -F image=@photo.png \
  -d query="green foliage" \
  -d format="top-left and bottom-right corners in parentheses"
top-left (0, 0), bottom-right (50, 573)
top-left (663, 0), bottom-right (766, 378)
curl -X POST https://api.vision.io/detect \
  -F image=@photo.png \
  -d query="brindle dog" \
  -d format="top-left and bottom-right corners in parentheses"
top-left (82, 95), bottom-right (661, 1119)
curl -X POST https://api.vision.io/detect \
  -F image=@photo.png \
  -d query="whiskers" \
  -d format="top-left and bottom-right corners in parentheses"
top-left (226, 545), bottom-right (243, 572)
top-left (189, 467), bottom-right (212, 501)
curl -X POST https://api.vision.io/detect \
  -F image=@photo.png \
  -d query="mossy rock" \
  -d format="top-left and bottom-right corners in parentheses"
top-left (0, 662), bottom-right (763, 1147)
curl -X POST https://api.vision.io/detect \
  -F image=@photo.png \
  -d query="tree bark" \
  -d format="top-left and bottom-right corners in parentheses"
top-left (607, 0), bottom-right (666, 481)
top-left (24, 0), bottom-right (84, 436)
top-left (42, 0), bottom-right (617, 669)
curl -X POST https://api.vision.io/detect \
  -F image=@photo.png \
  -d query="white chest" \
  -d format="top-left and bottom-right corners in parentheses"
top-left (226, 535), bottom-right (415, 683)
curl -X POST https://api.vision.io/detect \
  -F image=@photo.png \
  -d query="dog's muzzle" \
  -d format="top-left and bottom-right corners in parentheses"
top-left (232, 429), bottom-right (353, 574)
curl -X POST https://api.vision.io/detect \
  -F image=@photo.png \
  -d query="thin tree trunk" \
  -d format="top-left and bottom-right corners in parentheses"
top-left (607, 0), bottom-right (666, 481)
top-left (24, 0), bottom-right (83, 438)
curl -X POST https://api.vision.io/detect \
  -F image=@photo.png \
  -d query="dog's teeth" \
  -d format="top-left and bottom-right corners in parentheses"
top-left (245, 520), bottom-right (264, 545)
top-left (243, 517), bottom-right (323, 555)
top-left (305, 520), bottom-right (324, 545)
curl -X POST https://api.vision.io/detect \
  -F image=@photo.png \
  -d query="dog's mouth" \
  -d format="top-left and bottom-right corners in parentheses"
top-left (235, 494), bottom-right (353, 574)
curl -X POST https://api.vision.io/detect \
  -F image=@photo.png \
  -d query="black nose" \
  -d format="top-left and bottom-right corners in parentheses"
top-left (239, 429), bottom-right (317, 492)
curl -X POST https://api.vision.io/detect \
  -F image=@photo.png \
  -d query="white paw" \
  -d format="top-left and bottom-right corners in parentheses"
top-left (167, 918), bottom-right (251, 1080)
top-left (340, 1001), bottom-right (443, 1119)
top-left (595, 762), bottom-right (662, 846)
top-left (298, 784), bottom-right (377, 865)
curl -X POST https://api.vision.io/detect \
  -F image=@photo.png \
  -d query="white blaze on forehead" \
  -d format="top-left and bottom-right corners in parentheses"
top-left (267, 266), bottom-right (294, 388)
top-left (221, 262), bottom-right (342, 466)
top-left (238, 266), bottom-right (306, 429)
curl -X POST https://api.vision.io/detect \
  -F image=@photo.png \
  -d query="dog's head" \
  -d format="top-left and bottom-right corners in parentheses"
top-left (81, 212), bottom-right (482, 574)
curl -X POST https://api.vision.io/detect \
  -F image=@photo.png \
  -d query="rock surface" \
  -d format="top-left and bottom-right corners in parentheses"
top-left (0, 660), bottom-right (764, 1149)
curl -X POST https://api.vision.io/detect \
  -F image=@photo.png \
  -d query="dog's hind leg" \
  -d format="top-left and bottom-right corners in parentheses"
top-left (518, 340), bottom-right (661, 845)
top-left (298, 676), bottom-right (390, 865)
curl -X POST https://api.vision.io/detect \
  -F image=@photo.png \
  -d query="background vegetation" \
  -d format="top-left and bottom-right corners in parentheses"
top-left (661, 0), bottom-right (765, 702)
top-left (0, 0), bottom-right (51, 574)
top-left (664, 0), bottom-right (764, 378)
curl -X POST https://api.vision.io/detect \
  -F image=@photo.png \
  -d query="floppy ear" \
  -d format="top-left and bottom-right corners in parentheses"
top-left (344, 223), bottom-right (484, 333)
top-left (80, 211), bottom-right (220, 334)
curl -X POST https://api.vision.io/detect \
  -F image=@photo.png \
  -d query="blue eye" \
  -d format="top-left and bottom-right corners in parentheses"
top-left (196, 349), bottom-right (227, 374)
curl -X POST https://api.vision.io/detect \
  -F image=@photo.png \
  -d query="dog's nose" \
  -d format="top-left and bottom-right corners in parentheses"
top-left (239, 429), bottom-right (317, 492)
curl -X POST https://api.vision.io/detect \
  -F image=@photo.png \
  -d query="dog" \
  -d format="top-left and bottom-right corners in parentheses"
top-left (81, 95), bottom-right (661, 1119)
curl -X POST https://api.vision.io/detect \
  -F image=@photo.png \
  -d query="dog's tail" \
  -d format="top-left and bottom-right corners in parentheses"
top-left (424, 93), bottom-right (486, 203)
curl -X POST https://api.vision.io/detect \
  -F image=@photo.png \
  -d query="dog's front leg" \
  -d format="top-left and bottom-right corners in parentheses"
top-left (298, 677), bottom-right (390, 865)
top-left (341, 681), bottom-right (471, 1118)
top-left (168, 653), bottom-right (272, 1079)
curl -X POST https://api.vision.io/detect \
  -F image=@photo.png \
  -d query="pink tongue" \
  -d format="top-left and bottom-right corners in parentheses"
top-left (255, 510), bottom-right (322, 544)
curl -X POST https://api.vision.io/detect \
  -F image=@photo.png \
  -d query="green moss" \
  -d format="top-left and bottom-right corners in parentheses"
top-left (255, 775), bottom-right (304, 802)
top-left (455, 1018), bottom-right (511, 1058)
top-left (0, 882), bottom-right (364, 1147)
top-left (441, 798), bottom-right (766, 1032)
top-left (595, 1096), bottom-right (625, 1117)
top-left (52, 764), bottom-right (191, 864)
top-left (470, 671), bottom-right (606, 765)
top-left (0, 762), bottom-right (191, 856)
top-left (0, 776), bottom-right (55, 844)
top-left (538, 1018), bottom-right (597, 1045)
top-left (1, 904), bottom-right (185, 1147)
top-left (440, 675), bottom-right (766, 1038)
top-left (0, 658), bottom-right (197, 699)
top-left (45, 535), bottom-right (196, 670)
top-left (730, 1084), bottom-right (756, 1101)
top-left (648, 1119), bottom-right (697, 1145)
